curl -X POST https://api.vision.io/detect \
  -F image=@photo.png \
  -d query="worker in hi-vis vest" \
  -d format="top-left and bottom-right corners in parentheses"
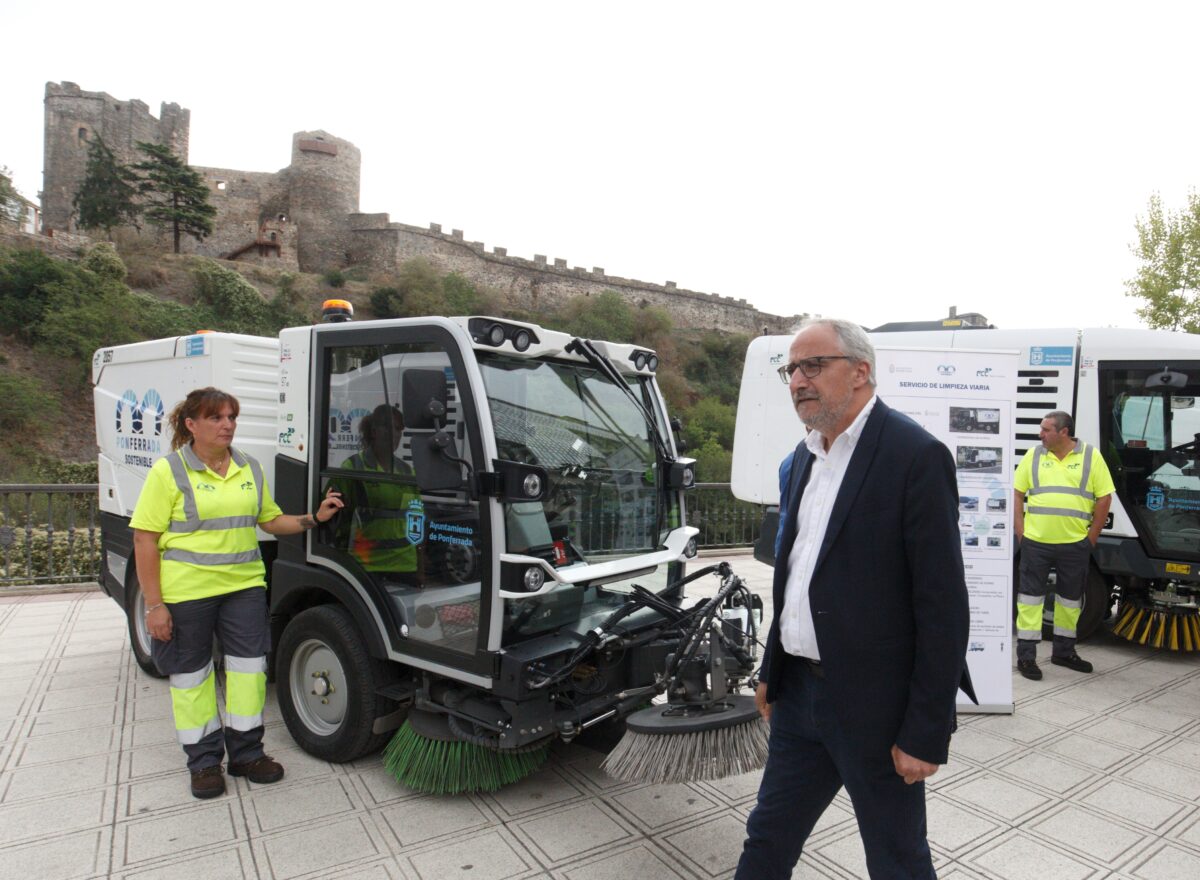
top-left (132, 387), bottom-right (344, 800)
top-left (1013, 410), bottom-right (1114, 681)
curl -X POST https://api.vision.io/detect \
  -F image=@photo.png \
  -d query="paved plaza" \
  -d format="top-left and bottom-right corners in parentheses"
top-left (2, 553), bottom-right (1200, 879)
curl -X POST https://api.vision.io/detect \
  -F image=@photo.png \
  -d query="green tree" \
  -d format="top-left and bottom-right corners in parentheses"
top-left (681, 398), bottom-right (737, 451)
top-left (73, 136), bottom-right (140, 236)
top-left (369, 259), bottom-right (446, 318)
top-left (563, 290), bottom-right (635, 341)
top-left (1127, 192), bottom-right (1200, 332)
top-left (0, 166), bottom-right (21, 227)
top-left (133, 142), bottom-right (216, 254)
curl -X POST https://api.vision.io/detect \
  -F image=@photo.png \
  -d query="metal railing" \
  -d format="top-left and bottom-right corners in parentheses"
top-left (688, 483), bottom-right (767, 550)
top-left (0, 484), bottom-right (101, 587)
top-left (0, 481), bottom-right (762, 588)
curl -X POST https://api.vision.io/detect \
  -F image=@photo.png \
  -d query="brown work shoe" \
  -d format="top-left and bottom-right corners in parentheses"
top-left (228, 755), bottom-right (285, 784)
top-left (190, 765), bottom-right (226, 799)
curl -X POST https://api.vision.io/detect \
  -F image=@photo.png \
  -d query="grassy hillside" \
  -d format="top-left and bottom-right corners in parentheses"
top-left (0, 238), bottom-right (747, 483)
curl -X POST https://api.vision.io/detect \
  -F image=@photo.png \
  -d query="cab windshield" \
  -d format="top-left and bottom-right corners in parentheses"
top-left (477, 352), bottom-right (672, 565)
top-left (1100, 362), bottom-right (1200, 561)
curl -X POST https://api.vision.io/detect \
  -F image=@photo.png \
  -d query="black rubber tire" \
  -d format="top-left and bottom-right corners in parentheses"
top-left (126, 571), bottom-right (166, 679)
top-left (275, 604), bottom-right (396, 763)
top-left (1041, 565), bottom-right (1111, 642)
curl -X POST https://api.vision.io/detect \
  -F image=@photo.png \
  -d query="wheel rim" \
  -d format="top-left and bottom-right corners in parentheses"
top-left (289, 637), bottom-right (349, 736)
top-left (133, 590), bottom-right (153, 657)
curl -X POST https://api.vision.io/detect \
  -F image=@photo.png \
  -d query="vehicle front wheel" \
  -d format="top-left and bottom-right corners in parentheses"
top-left (126, 571), bottom-right (165, 678)
top-left (276, 604), bottom-right (398, 762)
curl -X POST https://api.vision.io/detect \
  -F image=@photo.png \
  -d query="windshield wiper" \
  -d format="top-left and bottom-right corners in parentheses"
top-left (564, 338), bottom-right (672, 463)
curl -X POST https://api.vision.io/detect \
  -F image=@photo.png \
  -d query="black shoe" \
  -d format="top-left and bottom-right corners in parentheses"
top-left (228, 755), bottom-right (285, 784)
top-left (1051, 653), bottom-right (1093, 673)
top-left (190, 765), bottom-right (226, 799)
top-left (1017, 659), bottom-right (1043, 681)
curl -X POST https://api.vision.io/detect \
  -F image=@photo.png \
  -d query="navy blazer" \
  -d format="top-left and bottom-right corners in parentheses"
top-left (760, 399), bottom-right (971, 765)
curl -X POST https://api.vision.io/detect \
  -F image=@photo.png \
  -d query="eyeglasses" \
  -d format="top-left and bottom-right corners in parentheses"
top-left (776, 356), bottom-right (854, 384)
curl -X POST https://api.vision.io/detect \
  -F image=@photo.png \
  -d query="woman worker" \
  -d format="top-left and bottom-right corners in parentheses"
top-left (131, 387), bottom-right (343, 799)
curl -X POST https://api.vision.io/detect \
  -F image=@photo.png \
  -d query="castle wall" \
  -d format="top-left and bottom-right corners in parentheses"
top-left (40, 82), bottom-right (798, 335)
top-left (187, 166), bottom-right (298, 269)
top-left (42, 82), bottom-right (188, 233)
top-left (347, 218), bottom-right (797, 335)
top-left (287, 132), bottom-right (359, 273)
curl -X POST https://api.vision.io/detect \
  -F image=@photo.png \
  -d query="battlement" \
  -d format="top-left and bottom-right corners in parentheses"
top-left (41, 81), bottom-right (798, 335)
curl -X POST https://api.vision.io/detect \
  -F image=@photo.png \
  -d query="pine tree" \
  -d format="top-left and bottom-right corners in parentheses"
top-left (133, 142), bottom-right (216, 254)
top-left (73, 136), bottom-right (141, 236)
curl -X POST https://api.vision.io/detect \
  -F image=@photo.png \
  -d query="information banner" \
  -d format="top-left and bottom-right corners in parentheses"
top-left (875, 346), bottom-right (1019, 713)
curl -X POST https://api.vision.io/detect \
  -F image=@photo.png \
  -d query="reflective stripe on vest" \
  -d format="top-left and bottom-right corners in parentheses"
top-left (1024, 442), bottom-right (1097, 528)
top-left (162, 446), bottom-right (265, 565)
top-left (1028, 442), bottom-right (1095, 501)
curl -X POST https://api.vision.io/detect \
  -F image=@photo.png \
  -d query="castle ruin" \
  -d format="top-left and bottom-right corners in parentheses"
top-left (42, 82), bottom-right (797, 335)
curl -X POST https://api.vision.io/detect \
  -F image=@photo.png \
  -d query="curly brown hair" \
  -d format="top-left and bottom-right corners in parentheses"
top-left (168, 387), bottom-right (240, 450)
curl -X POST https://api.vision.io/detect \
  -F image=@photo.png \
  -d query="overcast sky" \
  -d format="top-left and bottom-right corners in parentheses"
top-left (4, 1), bottom-right (1198, 331)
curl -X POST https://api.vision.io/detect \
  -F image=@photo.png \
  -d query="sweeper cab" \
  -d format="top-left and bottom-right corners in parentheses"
top-left (732, 324), bottom-right (1200, 652)
top-left (93, 308), bottom-right (765, 790)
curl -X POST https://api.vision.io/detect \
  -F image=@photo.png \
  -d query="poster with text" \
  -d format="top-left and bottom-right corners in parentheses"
top-left (876, 346), bottom-right (1019, 714)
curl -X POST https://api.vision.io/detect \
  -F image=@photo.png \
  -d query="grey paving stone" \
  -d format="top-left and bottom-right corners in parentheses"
top-left (1080, 780), bottom-right (1193, 831)
top-left (1141, 692), bottom-right (1200, 720)
top-left (45, 665), bottom-right (123, 691)
top-left (378, 792), bottom-right (493, 849)
top-left (351, 763), bottom-right (425, 807)
top-left (513, 801), bottom-right (635, 865)
top-left (1044, 732), bottom-right (1137, 771)
top-left (121, 773), bottom-right (208, 818)
top-left (1120, 757), bottom-right (1200, 802)
top-left (1018, 698), bottom-right (1097, 728)
top-left (257, 815), bottom-right (387, 879)
top-left (404, 828), bottom-right (533, 880)
top-left (944, 775), bottom-right (1053, 823)
top-left (1081, 716), bottom-right (1170, 751)
top-left (0, 827), bottom-right (110, 879)
top-left (1028, 804), bottom-right (1149, 865)
top-left (662, 813), bottom-right (748, 878)
top-left (947, 727), bottom-right (1023, 763)
top-left (28, 702), bottom-right (120, 738)
top-left (0, 661), bottom-right (41, 683)
top-left (53, 650), bottom-right (127, 674)
top-left (559, 841), bottom-right (688, 880)
top-left (970, 711), bottom-right (1060, 745)
top-left (1127, 843), bottom-right (1200, 880)
top-left (996, 750), bottom-right (1098, 795)
top-left (116, 844), bottom-right (254, 880)
top-left (925, 796), bottom-right (1005, 855)
top-left (694, 766), bottom-right (763, 805)
top-left (13, 722), bottom-right (119, 766)
top-left (611, 782), bottom-right (718, 831)
top-left (965, 831), bottom-right (1104, 879)
top-left (812, 826), bottom-right (871, 878)
top-left (486, 765), bottom-right (588, 819)
top-left (0, 787), bottom-right (113, 845)
top-left (246, 775), bottom-right (360, 834)
top-left (1, 752), bottom-right (115, 802)
top-left (117, 801), bottom-right (244, 867)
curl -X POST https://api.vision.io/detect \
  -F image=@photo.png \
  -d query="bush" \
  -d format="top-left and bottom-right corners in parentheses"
top-left (82, 242), bottom-right (127, 282)
top-left (0, 373), bottom-right (57, 431)
top-left (189, 258), bottom-right (272, 335)
top-left (323, 268), bottom-right (346, 288)
top-left (0, 526), bottom-right (100, 586)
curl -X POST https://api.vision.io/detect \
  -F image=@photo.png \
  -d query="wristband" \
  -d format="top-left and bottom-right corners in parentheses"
top-left (145, 603), bottom-right (165, 615)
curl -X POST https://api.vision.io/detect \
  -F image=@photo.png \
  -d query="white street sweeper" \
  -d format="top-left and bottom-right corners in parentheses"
top-left (93, 306), bottom-right (766, 791)
top-left (733, 324), bottom-right (1200, 652)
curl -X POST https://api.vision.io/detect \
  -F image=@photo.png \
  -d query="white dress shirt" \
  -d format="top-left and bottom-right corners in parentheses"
top-left (780, 395), bottom-right (878, 661)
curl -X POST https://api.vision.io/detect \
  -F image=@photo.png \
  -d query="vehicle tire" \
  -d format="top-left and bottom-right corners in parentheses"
top-left (1041, 565), bottom-right (1111, 642)
top-left (275, 604), bottom-right (397, 762)
top-left (126, 571), bottom-right (166, 678)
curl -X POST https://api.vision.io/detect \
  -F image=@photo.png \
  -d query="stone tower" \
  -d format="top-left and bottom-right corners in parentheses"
top-left (286, 131), bottom-right (360, 272)
top-left (42, 82), bottom-right (189, 233)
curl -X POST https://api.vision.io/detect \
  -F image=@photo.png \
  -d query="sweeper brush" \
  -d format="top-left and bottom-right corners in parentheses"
top-left (384, 709), bottom-right (551, 794)
top-left (603, 695), bottom-right (769, 783)
top-left (1112, 598), bottom-right (1200, 651)
top-left (603, 565), bottom-right (766, 784)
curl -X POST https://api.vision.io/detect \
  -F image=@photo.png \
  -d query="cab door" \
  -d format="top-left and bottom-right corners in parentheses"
top-left (309, 323), bottom-right (495, 678)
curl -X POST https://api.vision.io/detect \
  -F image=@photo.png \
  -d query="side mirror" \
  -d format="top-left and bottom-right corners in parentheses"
top-left (403, 369), bottom-right (449, 429)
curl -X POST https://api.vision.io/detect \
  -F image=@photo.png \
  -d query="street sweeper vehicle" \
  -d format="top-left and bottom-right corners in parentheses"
top-left (93, 308), bottom-right (766, 792)
top-left (732, 325), bottom-right (1200, 652)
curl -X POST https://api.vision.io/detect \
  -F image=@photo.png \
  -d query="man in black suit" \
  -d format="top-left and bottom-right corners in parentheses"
top-left (736, 318), bottom-right (971, 879)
